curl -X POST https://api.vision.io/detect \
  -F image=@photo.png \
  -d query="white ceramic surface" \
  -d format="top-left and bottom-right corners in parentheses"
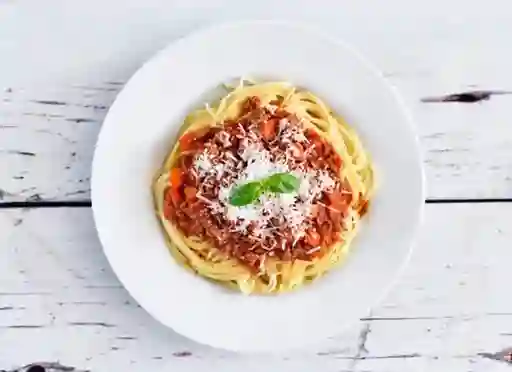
top-left (91, 21), bottom-right (425, 352)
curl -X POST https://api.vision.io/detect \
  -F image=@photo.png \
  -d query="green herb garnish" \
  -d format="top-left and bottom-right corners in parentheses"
top-left (229, 182), bottom-right (263, 207)
top-left (229, 173), bottom-right (300, 206)
top-left (264, 173), bottom-right (300, 193)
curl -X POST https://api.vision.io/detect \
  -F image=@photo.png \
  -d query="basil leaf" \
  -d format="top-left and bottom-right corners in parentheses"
top-left (229, 182), bottom-right (263, 206)
top-left (229, 173), bottom-right (299, 206)
top-left (264, 173), bottom-right (300, 194)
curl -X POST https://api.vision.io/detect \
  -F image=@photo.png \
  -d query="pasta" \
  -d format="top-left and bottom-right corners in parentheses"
top-left (153, 80), bottom-right (374, 294)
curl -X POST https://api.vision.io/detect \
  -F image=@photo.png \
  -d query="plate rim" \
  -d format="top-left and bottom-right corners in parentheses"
top-left (91, 20), bottom-right (426, 352)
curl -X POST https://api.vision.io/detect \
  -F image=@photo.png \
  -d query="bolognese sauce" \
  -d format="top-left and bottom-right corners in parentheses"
top-left (163, 96), bottom-right (355, 271)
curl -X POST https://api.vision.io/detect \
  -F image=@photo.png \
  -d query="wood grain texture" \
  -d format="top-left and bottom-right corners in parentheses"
top-left (2, 1), bottom-right (512, 371)
top-left (1, 204), bottom-right (511, 372)
top-left (1, 0), bottom-right (512, 202)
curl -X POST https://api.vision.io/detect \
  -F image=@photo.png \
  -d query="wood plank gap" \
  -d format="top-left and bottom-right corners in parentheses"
top-left (0, 200), bottom-right (92, 209)
top-left (425, 198), bottom-right (512, 204)
top-left (1, 198), bottom-right (512, 209)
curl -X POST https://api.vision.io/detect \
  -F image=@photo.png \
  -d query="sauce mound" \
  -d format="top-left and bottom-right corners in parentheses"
top-left (164, 96), bottom-right (352, 270)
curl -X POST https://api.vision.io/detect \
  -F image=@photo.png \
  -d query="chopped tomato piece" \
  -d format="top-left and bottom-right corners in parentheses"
top-left (327, 192), bottom-right (350, 212)
top-left (333, 154), bottom-right (343, 169)
top-left (184, 186), bottom-right (197, 201)
top-left (328, 208), bottom-right (343, 225)
top-left (313, 139), bottom-right (324, 153)
top-left (169, 168), bottom-right (183, 188)
top-left (163, 189), bottom-right (174, 219)
top-left (179, 132), bottom-right (195, 150)
top-left (306, 229), bottom-right (321, 246)
top-left (163, 203), bottom-right (172, 219)
top-left (260, 118), bottom-right (278, 140)
top-left (179, 128), bottom-right (209, 151)
top-left (169, 187), bottom-right (182, 206)
top-left (179, 154), bottom-right (194, 169)
top-left (305, 128), bottom-right (320, 140)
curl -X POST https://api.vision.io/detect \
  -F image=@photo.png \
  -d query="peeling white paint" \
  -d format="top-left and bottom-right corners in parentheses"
top-left (0, 205), bottom-right (511, 371)
top-left (1, 0), bottom-right (512, 201)
top-left (1, 0), bottom-right (512, 371)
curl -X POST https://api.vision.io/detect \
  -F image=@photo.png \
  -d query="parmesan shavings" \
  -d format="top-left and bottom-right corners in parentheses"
top-left (191, 116), bottom-right (337, 243)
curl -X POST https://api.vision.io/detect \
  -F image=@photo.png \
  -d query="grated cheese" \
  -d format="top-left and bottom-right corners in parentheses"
top-left (192, 117), bottom-right (337, 243)
top-left (194, 151), bottom-right (213, 173)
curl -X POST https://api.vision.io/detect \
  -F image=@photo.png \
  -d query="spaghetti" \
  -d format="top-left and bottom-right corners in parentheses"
top-left (153, 80), bottom-right (374, 294)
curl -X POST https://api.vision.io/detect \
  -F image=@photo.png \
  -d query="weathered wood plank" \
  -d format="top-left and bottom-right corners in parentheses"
top-left (0, 204), bottom-right (511, 372)
top-left (1, 0), bottom-right (512, 202)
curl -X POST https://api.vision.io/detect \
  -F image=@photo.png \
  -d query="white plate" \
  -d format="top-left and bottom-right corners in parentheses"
top-left (92, 21), bottom-right (424, 352)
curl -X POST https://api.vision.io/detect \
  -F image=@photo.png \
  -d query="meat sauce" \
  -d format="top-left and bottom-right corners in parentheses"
top-left (163, 96), bottom-right (353, 271)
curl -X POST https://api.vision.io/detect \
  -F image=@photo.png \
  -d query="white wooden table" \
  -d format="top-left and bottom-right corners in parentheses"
top-left (2, 1), bottom-right (512, 371)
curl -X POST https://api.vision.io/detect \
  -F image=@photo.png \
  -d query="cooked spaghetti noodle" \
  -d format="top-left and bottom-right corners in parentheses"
top-left (153, 80), bottom-right (374, 294)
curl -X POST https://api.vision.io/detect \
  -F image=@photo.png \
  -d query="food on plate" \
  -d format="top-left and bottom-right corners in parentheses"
top-left (153, 80), bottom-right (374, 294)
